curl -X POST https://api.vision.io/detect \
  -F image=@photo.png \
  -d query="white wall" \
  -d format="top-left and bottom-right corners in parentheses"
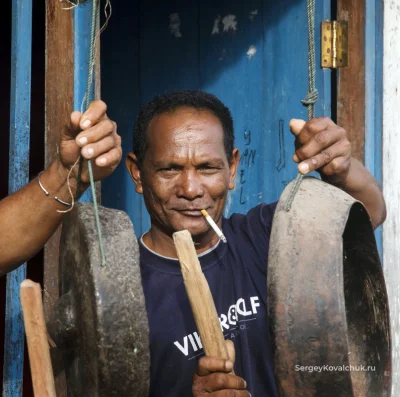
top-left (383, 0), bottom-right (400, 393)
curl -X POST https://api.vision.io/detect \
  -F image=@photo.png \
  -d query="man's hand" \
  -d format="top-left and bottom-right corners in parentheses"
top-left (58, 99), bottom-right (122, 185)
top-left (192, 340), bottom-right (250, 396)
top-left (290, 117), bottom-right (351, 186)
top-left (0, 100), bottom-right (122, 272)
top-left (289, 117), bottom-right (386, 229)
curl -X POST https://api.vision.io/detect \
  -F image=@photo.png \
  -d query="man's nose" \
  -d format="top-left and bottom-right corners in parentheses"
top-left (176, 171), bottom-right (205, 200)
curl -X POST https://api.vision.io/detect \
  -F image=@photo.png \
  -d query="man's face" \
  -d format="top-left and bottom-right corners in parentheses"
top-left (127, 107), bottom-right (238, 238)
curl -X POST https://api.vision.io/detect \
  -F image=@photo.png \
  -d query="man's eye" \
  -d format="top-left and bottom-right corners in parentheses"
top-left (159, 167), bottom-right (177, 172)
top-left (199, 166), bottom-right (218, 172)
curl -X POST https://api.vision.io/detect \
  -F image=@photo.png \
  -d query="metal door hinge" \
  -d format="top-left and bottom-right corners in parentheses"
top-left (321, 21), bottom-right (348, 68)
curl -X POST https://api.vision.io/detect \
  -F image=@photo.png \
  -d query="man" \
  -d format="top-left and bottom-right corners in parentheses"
top-left (125, 90), bottom-right (386, 396)
top-left (0, 100), bottom-right (122, 274)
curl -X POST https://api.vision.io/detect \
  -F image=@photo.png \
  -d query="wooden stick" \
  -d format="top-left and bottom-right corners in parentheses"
top-left (173, 230), bottom-right (229, 360)
top-left (20, 280), bottom-right (56, 397)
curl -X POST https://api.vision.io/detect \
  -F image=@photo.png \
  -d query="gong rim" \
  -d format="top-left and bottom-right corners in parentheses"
top-left (267, 177), bottom-right (391, 397)
top-left (52, 203), bottom-right (150, 397)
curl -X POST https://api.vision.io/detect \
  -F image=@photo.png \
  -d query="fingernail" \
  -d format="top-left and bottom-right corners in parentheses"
top-left (82, 119), bottom-right (91, 128)
top-left (244, 380), bottom-right (247, 388)
top-left (289, 118), bottom-right (300, 126)
top-left (79, 136), bottom-right (88, 146)
top-left (86, 147), bottom-right (94, 158)
top-left (299, 163), bottom-right (309, 174)
top-left (293, 153), bottom-right (299, 163)
top-left (225, 361), bottom-right (233, 371)
top-left (98, 157), bottom-right (106, 165)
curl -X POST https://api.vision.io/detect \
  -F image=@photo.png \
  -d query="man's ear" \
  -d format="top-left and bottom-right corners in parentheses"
top-left (228, 148), bottom-right (240, 190)
top-left (126, 152), bottom-right (143, 194)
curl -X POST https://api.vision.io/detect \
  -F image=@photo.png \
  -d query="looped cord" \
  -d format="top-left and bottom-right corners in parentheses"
top-left (74, 0), bottom-right (107, 267)
top-left (301, 88), bottom-right (319, 106)
top-left (284, 0), bottom-right (317, 212)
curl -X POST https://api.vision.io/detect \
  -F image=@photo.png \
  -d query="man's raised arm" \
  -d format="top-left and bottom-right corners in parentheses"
top-left (0, 100), bottom-right (121, 274)
top-left (290, 118), bottom-right (386, 230)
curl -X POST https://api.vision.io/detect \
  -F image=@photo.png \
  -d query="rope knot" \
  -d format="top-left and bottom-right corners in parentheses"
top-left (301, 89), bottom-right (319, 106)
top-left (285, 0), bottom-right (317, 212)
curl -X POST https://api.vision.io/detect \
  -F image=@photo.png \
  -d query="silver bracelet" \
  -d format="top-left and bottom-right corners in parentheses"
top-left (38, 171), bottom-right (72, 207)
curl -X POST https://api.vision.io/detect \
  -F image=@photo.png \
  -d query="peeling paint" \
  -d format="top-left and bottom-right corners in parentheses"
top-left (212, 15), bottom-right (221, 35)
top-left (169, 13), bottom-right (182, 38)
top-left (247, 45), bottom-right (257, 59)
top-left (222, 14), bottom-right (237, 32)
top-left (212, 14), bottom-right (237, 35)
top-left (249, 9), bottom-right (258, 21)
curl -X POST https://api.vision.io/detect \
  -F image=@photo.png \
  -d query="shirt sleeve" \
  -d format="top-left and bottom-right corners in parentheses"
top-left (227, 201), bottom-right (278, 275)
top-left (246, 201), bottom-right (278, 261)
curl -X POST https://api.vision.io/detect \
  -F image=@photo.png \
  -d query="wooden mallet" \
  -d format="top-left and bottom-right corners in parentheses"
top-left (173, 230), bottom-right (233, 364)
top-left (20, 279), bottom-right (56, 397)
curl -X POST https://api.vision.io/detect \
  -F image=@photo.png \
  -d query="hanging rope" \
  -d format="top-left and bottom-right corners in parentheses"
top-left (284, 0), bottom-right (318, 211)
top-left (76, 0), bottom-right (107, 267)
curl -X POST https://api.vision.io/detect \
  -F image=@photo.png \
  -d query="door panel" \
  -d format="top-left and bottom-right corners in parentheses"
top-left (101, 0), bottom-right (331, 235)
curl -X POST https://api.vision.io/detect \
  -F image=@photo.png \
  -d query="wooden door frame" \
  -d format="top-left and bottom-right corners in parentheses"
top-left (45, 2), bottom-right (102, 395)
top-left (44, 2), bottom-right (373, 298)
top-left (44, 0), bottom-right (384, 395)
top-left (336, 0), bottom-right (366, 164)
top-left (45, 2), bottom-right (73, 396)
top-left (336, 0), bottom-right (384, 256)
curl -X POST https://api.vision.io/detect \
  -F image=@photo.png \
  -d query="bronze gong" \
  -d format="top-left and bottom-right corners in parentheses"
top-left (268, 177), bottom-right (391, 397)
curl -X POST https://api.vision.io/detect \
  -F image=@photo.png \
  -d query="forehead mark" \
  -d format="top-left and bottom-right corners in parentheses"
top-left (146, 108), bottom-right (226, 161)
top-left (172, 132), bottom-right (222, 146)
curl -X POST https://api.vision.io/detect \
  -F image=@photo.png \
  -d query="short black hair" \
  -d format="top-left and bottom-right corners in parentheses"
top-left (132, 90), bottom-right (234, 167)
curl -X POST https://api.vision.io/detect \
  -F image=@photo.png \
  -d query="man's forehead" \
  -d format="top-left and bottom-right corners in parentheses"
top-left (147, 107), bottom-right (224, 144)
top-left (150, 133), bottom-right (224, 157)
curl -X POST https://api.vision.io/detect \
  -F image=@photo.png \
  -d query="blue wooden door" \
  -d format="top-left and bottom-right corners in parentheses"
top-left (3, 0), bottom-right (32, 395)
top-left (101, 0), bottom-right (331, 235)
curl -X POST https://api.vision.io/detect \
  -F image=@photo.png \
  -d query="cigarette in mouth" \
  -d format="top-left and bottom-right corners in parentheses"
top-left (201, 209), bottom-right (227, 243)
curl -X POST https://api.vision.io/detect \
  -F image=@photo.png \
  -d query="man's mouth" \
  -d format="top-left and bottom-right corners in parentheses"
top-left (175, 209), bottom-right (205, 217)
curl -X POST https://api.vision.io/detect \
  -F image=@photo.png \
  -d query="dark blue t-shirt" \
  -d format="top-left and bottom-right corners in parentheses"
top-left (139, 203), bottom-right (278, 397)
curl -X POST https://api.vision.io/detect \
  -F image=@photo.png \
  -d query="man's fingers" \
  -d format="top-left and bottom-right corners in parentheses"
top-left (63, 111), bottom-right (82, 140)
top-left (193, 372), bottom-right (249, 395)
top-left (64, 101), bottom-right (109, 142)
top-left (289, 119), bottom-right (306, 136)
top-left (225, 340), bottom-right (235, 365)
top-left (291, 117), bottom-right (336, 146)
top-left (75, 119), bottom-right (116, 147)
top-left (193, 349), bottom-right (248, 397)
top-left (210, 390), bottom-right (251, 396)
top-left (81, 135), bottom-right (116, 159)
top-left (319, 156), bottom-right (352, 178)
top-left (294, 129), bottom-right (348, 163)
top-left (297, 141), bottom-right (350, 174)
top-left (197, 357), bottom-right (234, 377)
top-left (94, 147), bottom-right (122, 168)
top-left (79, 100), bottom-right (108, 130)
top-left (203, 373), bottom-right (246, 392)
top-left (58, 100), bottom-right (122, 183)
